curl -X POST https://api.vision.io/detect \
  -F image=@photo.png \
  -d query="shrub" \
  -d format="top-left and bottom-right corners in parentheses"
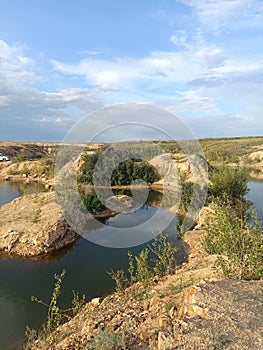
top-left (209, 166), bottom-right (249, 204)
top-left (82, 193), bottom-right (106, 213)
top-left (179, 181), bottom-right (194, 213)
top-left (134, 249), bottom-right (153, 287)
top-left (150, 232), bottom-right (178, 276)
top-left (203, 200), bottom-right (263, 280)
top-left (78, 150), bottom-right (160, 186)
top-left (20, 165), bottom-right (30, 176)
top-left (78, 152), bottom-right (99, 184)
top-left (12, 154), bottom-right (26, 163)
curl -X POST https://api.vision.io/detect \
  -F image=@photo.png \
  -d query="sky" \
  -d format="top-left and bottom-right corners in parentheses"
top-left (0, 0), bottom-right (263, 141)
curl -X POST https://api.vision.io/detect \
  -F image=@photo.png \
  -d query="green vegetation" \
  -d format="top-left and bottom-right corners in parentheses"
top-left (108, 232), bottom-right (177, 292)
top-left (24, 270), bottom-right (86, 349)
top-left (39, 156), bottom-right (56, 178)
top-left (12, 154), bottom-right (26, 163)
top-left (203, 165), bottom-right (262, 280)
top-left (85, 329), bottom-right (127, 350)
top-left (156, 136), bottom-right (263, 165)
top-left (200, 136), bottom-right (263, 164)
top-left (32, 208), bottom-right (42, 223)
top-left (179, 181), bottom-right (194, 213)
top-left (209, 166), bottom-right (249, 205)
top-left (204, 200), bottom-right (263, 280)
top-left (82, 193), bottom-right (106, 213)
top-left (111, 159), bottom-right (160, 186)
top-left (78, 149), bottom-right (160, 186)
top-left (79, 152), bottom-right (100, 184)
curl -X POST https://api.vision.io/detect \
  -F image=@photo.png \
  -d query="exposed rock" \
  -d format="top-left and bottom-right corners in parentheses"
top-left (177, 285), bottom-right (210, 320)
top-left (91, 297), bottom-right (101, 306)
top-left (174, 279), bottom-right (263, 349)
top-left (157, 331), bottom-right (175, 350)
top-left (0, 192), bottom-right (79, 259)
top-left (105, 194), bottom-right (133, 212)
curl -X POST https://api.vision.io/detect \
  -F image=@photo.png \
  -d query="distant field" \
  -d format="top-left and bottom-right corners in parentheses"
top-left (1, 136), bottom-right (263, 166)
top-left (156, 136), bottom-right (263, 165)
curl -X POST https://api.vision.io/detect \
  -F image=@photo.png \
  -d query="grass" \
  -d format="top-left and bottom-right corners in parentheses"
top-left (156, 136), bottom-right (263, 165)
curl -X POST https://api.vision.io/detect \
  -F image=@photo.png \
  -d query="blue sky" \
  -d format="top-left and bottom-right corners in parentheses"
top-left (0, 0), bottom-right (263, 141)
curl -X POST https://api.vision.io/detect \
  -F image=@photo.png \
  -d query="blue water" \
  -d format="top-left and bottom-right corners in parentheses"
top-left (0, 181), bottom-right (262, 350)
top-left (246, 181), bottom-right (263, 222)
top-left (0, 183), bottom-right (181, 350)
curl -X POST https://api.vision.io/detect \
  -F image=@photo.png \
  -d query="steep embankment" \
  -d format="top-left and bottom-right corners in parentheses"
top-left (26, 226), bottom-right (262, 349)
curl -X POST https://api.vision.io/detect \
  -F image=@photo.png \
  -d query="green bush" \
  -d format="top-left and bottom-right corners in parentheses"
top-left (107, 269), bottom-right (128, 295)
top-left (12, 154), bottom-right (26, 163)
top-left (204, 201), bottom-right (263, 280)
top-left (78, 152), bottom-right (99, 184)
top-left (209, 167), bottom-right (249, 204)
top-left (78, 150), bottom-right (160, 186)
top-left (179, 181), bottom-right (194, 213)
top-left (82, 193), bottom-right (106, 213)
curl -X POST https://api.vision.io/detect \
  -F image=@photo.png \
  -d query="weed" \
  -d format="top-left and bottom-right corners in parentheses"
top-left (107, 269), bottom-right (128, 295)
top-left (24, 270), bottom-right (86, 349)
top-left (149, 232), bottom-right (177, 277)
top-left (209, 166), bottom-right (249, 205)
top-left (109, 232), bottom-right (178, 293)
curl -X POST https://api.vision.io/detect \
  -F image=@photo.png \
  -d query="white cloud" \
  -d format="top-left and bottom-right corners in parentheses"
top-left (196, 47), bottom-right (225, 66)
top-left (180, 0), bottom-right (263, 31)
top-left (51, 50), bottom-right (203, 89)
top-left (170, 30), bottom-right (188, 48)
top-left (0, 39), bottom-right (105, 140)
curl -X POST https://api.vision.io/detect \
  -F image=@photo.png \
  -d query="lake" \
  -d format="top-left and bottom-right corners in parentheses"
top-left (0, 182), bottom-right (182, 350)
top-left (0, 180), bottom-right (262, 350)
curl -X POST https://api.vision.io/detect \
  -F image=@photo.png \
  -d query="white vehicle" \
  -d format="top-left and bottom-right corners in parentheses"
top-left (0, 153), bottom-right (11, 161)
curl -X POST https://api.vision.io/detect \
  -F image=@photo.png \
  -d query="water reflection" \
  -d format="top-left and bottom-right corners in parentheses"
top-left (0, 185), bottom-right (180, 350)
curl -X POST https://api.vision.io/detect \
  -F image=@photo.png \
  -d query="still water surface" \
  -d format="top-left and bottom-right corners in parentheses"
top-left (0, 181), bottom-right (262, 350)
top-left (0, 182), bottom-right (180, 350)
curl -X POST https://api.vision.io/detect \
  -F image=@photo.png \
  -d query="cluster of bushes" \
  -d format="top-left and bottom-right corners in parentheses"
top-left (78, 149), bottom-right (160, 186)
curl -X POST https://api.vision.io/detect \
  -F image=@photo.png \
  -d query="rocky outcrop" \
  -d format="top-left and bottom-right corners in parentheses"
top-left (0, 192), bottom-right (79, 258)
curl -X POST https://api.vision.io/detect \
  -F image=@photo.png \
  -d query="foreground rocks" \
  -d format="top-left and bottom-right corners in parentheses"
top-left (0, 192), bottom-right (79, 258)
